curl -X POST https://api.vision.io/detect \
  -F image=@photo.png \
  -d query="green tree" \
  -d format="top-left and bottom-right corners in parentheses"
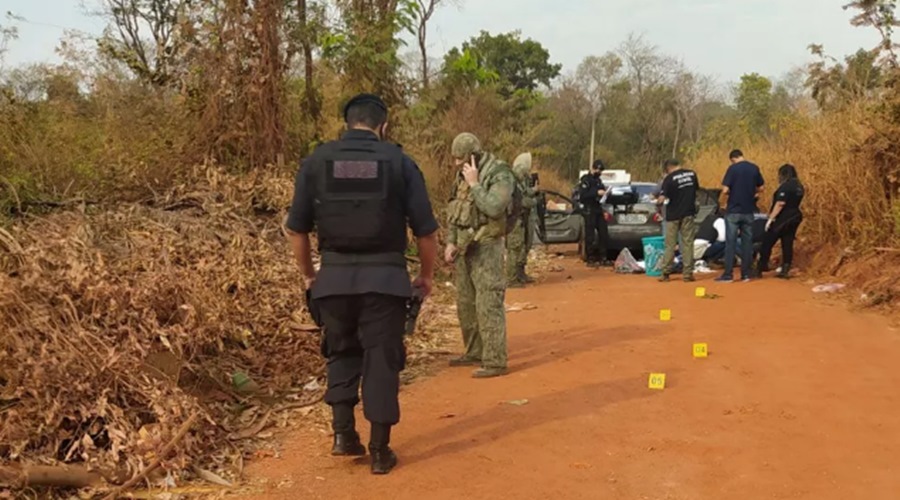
top-left (735, 73), bottom-right (774, 136)
top-left (807, 47), bottom-right (883, 108)
top-left (843, 0), bottom-right (899, 66)
top-left (442, 30), bottom-right (561, 97)
top-left (324, 0), bottom-right (418, 104)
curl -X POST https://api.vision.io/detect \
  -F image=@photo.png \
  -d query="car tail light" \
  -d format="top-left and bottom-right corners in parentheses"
top-left (652, 213), bottom-right (663, 223)
top-left (604, 212), bottom-right (613, 222)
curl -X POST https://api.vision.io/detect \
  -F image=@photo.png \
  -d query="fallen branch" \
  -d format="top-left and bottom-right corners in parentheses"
top-left (228, 410), bottom-right (272, 441)
top-left (102, 413), bottom-right (200, 500)
top-left (277, 394), bottom-right (324, 412)
top-left (191, 466), bottom-right (232, 487)
top-left (21, 199), bottom-right (98, 209)
top-left (425, 349), bottom-right (455, 355)
top-left (874, 247), bottom-right (900, 253)
top-left (0, 464), bottom-right (104, 489)
top-left (0, 176), bottom-right (22, 214)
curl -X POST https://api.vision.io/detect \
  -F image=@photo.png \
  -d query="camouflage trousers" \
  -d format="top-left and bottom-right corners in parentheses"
top-left (456, 239), bottom-right (508, 369)
top-left (505, 215), bottom-right (530, 283)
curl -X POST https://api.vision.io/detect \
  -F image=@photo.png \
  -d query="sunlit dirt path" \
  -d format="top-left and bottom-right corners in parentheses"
top-left (236, 256), bottom-right (900, 500)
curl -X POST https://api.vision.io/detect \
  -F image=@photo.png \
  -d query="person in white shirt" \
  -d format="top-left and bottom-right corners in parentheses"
top-left (694, 210), bottom-right (726, 263)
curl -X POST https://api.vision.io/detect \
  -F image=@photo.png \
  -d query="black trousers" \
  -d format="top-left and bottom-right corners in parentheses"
top-left (758, 214), bottom-right (803, 270)
top-left (583, 209), bottom-right (609, 262)
top-left (316, 293), bottom-right (407, 432)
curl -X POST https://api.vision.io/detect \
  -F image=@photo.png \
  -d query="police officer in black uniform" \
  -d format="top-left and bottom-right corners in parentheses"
top-left (284, 94), bottom-right (439, 475)
top-left (578, 159), bottom-right (610, 267)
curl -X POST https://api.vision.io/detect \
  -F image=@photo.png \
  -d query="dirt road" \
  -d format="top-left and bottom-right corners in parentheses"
top-left (239, 256), bottom-right (900, 500)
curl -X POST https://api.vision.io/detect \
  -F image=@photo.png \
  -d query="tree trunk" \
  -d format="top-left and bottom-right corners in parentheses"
top-left (589, 112), bottom-right (597, 168)
top-left (298, 0), bottom-right (321, 141)
top-left (255, 0), bottom-right (285, 166)
top-left (416, 0), bottom-right (437, 89)
top-left (672, 108), bottom-right (682, 158)
top-left (418, 20), bottom-right (429, 88)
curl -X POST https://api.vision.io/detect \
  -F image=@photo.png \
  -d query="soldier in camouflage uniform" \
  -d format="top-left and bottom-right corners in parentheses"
top-left (506, 152), bottom-right (539, 287)
top-left (444, 132), bottom-right (515, 378)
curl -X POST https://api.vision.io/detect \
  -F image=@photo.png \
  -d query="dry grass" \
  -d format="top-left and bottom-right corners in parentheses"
top-left (692, 108), bottom-right (899, 308)
top-left (0, 165), bottom-right (458, 494)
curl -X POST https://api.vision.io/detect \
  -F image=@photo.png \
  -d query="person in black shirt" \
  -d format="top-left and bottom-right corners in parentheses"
top-left (757, 163), bottom-right (805, 279)
top-left (284, 93), bottom-right (439, 475)
top-left (578, 159), bottom-right (610, 267)
top-left (657, 159), bottom-right (699, 282)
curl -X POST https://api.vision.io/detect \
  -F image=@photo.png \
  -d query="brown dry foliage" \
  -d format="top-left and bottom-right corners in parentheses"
top-left (0, 166), bottom-right (314, 477)
top-left (0, 165), bottom-right (455, 488)
top-left (693, 108), bottom-right (900, 307)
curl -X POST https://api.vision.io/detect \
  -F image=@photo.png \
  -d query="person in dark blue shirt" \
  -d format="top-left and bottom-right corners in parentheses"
top-left (717, 149), bottom-right (765, 282)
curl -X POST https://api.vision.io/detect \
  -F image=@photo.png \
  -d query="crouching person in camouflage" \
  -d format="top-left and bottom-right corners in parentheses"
top-left (444, 132), bottom-right (514, 378)
top-left (506, 152), bottom-right (539, 288)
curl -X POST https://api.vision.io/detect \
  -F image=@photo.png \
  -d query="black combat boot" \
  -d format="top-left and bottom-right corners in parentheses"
top-left (776, 263), bottom-right (792, 280)
top-left (472, 367), bottom-right (508, 378)
top-left (369, 423), bottom-right (397, 475)
top-left (332, 432), bottom-right (366, 456)
top-left (331, 404), bottom-right (366, 456)
top-left (518, 265), bottom-right (535, 284)
top-left (753, 262), bottom-right (767, 279)
top-left (448, 356), bottom-right (480, 367)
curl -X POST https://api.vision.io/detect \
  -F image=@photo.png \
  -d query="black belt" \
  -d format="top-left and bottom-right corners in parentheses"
top-left (320, 252), bottom-right (407, 267)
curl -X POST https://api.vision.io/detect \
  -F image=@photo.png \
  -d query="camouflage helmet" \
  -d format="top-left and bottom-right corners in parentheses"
top-left (512, 152), bottom-right (532, 180)
top-left (451, 132), bottom-right (482, 159)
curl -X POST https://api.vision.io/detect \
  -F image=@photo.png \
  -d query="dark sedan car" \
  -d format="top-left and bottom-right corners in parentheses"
top-left (534, 183), bottom-right (722, 260)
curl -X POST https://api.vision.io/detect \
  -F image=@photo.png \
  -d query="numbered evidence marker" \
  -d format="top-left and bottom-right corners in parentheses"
top-left (695, 287), bottom-right (707, 298)
top-left (648, 373), bottom-right (666, 390)
top-left (659, 309), bottom-right (672, 321)
top-left (693, 343), bottom-right (709, 358)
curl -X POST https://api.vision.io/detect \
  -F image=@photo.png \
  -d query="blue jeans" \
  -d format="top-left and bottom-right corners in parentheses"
top-left (702, 241), bottom-right (726, 262)
top-left (724, 213), bottom-right (754, 279)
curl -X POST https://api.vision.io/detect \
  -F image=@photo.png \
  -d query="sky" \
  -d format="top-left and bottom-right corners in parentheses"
top-left (2, 0), bottom-right (883, 86)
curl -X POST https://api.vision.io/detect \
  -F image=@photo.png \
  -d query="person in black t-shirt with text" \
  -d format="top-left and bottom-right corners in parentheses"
top-left (657, 159), bottom-right (699, 282)
top-left (757, 163), bottom-right (805, 279)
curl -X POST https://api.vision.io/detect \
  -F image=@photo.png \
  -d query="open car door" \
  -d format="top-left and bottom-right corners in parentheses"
top-left (695, 188), bottom-right (723, 224)
top-left (534, 190), bottom-right (583, 246)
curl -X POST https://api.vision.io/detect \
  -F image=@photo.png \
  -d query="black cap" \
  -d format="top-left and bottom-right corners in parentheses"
top-left (729, 149), bottom-right (743, 160)
top-left (592, 159), bottom-right (605, 171)
top-left (343, 93), bottom-right (388, 121)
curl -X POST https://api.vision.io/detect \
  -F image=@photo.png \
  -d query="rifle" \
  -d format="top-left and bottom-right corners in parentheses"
top-left (404, 288), bottom-right (426, 336)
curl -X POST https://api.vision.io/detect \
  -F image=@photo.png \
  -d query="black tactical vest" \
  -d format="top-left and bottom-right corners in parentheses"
top-left (307, 138), bottom-right (407, 254)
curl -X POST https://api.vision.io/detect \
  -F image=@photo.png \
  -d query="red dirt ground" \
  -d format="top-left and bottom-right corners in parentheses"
top-left (237, 256), bottom-right (900, 500)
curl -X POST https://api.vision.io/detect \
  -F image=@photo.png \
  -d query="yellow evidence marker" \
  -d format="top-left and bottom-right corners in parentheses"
top-left (659, 309), bottom-right (672, 321)
top-left (695, 287), bottom-right (707, 297)
top-left (693, 343), bottom-right (709, 358)
top-left (648, 373), bottom-right (666, 390)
